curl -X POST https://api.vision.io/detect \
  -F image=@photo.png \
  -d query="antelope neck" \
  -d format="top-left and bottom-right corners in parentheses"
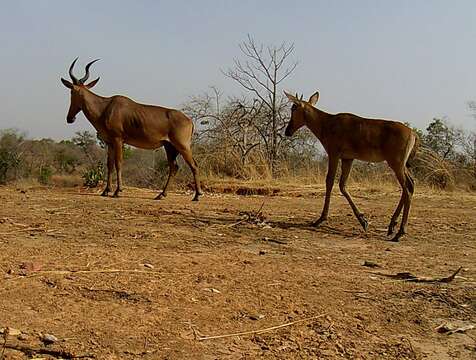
top-left (80, 89), bottom-right (110, 124)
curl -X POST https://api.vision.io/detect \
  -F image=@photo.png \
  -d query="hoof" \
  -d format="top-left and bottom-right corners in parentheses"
top-left (100, 190), bottom-right (109, 197)
top-left (192, 194), bottom-right (200, 202)
top-left (389, 232), bottom-right (404, 242)
top-left (387, 222), bottom-right (397, 236)
top-left (155, 192), bottom-right (166, 200)
top-left (311, 218), bottom-right (327, 228)
top-left (112, 189), bottom-right (122, 198)
top-left (358, 215), bottom-right (369, 232)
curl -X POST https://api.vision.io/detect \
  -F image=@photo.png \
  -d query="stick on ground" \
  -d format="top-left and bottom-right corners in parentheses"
top-left (372, 267), bottom-right (462, 283)
top-left (4, 343), bottom-right (93, 359)
top-left (8, 269), bottom-right (192, 280)
top-left (198, 314), bottom-right (326, 341)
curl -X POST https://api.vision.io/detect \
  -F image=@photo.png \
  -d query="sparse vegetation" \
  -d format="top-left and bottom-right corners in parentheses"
top-left (82, 163), bottom-right (105, 188)
top-left (38, 165), bottom-right (53, 185)
top-left (0, 115), bottom-right (474, 192)
top-left (0, 129), bottom-right (24, 184)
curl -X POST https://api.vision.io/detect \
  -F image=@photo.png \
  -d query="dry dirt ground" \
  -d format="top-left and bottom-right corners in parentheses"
top-left (0, 184), bottom-right (475, 359)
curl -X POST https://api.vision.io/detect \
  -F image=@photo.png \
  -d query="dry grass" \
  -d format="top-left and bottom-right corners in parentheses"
top-left (49, 174), bottom-right (83, 188)
top-left (6, 145), bottom-right (475, 195)
top-left (9, 168), bottom-right (473, 199)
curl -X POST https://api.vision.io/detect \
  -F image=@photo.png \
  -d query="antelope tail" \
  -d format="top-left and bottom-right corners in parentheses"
top-left (409, 132), bottom-right (420, 161)
top-left (405, 131), bottom-right (420, 168)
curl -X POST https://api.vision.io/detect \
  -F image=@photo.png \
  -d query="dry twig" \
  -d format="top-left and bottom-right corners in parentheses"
top-left (0, 227), bottom-right (48, 236)
top-left (371, 267), bottom-right (462, 283)
top-left (4, 343), bottom-right (93, 359)
top-left (228, 201), bottom-right (268, 228)
top-left (261, 237), bottom-right (288, 245)
top-left (8, 268), bottom-right (192, 280)
top-left (197, 314), bottom-right (326, 341)
top-left (0, 328), bottom-right (8, 360)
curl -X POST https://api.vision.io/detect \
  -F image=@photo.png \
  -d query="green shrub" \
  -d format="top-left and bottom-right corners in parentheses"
top-left (0, 149), bottom-right (21, 184)
top-left (82, 163), bottom-right (104, 188)
top-left (38, 166), bottom-right (53, 185)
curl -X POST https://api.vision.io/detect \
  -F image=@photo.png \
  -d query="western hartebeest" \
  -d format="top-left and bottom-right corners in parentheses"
top-left (61, 58), bottom-right (202, 201)
top-left (284, 91), bottom-right (418, 242)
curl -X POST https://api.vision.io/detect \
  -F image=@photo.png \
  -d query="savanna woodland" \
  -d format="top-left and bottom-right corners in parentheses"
top-left (1, 38), bottom-right (476, 191)
top-left (1, 36), bottom-right (475, 360)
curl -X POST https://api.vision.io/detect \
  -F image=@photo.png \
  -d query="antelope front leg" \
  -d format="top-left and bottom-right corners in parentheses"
top-left (339, 159), bottom-right (368, 231)
top-left (390, 170), bottom-right (414, 242)
top-left (155, 143), bottom-right (179, 200)
top-left (112, 138), bottom-right (124, 198)
top-left (175, 145), bottom-right (202, 202)
top-left (312, 157), bottom-right (338, 227)
top-left (387, 196), bottom-right (404, 235)
top-left (101, 145), bottom-right (114, 196)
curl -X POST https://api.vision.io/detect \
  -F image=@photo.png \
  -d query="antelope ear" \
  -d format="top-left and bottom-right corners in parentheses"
top-left (308, 91), bottom-right (319, 106)
top-left (61, 77), bottom-right (73, 89)
top-left (85, 77), bottom-right (100, 89)
top-left (284, 91), bottom-right (299, 105)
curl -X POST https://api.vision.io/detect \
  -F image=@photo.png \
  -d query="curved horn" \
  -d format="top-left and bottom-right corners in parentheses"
top-left (79, 59), bottom-right (100, 84)
top-left (68, 57), bottom-right (79, 84)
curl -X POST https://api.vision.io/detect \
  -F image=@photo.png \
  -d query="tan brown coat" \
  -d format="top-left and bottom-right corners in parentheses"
top-left (61, 58), bottom-right (202, 201)
top-left (284, 91), bottom-right (418, 242)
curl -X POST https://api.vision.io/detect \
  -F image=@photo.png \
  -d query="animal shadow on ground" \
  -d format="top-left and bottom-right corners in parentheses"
top-left (267, 218), bottom-right (363, 239)
top-left (74, 190), bottom-right (370, 239)
top-left (75, 191), bottom-right (162, 201)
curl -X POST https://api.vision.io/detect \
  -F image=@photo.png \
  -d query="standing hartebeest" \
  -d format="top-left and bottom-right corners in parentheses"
top-left (61, 58), bottom-right (202, 201)
top-left (284, 91), bottom-right (419, 242)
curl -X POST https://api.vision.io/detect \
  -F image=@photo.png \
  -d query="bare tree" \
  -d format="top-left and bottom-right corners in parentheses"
top-left (223, 35), bottom-right (298, 173)
top-left (183, 87), bottom-right (264, 167)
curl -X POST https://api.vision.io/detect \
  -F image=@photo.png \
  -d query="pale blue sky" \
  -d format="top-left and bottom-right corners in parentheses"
top-left (1, 1), bottom-right (475, 139)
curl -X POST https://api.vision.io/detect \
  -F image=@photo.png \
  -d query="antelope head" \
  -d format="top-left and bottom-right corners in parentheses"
top-left (284, 91), bottom-right (319, 136)
top-left (61, 58), bottom-right (100, 123)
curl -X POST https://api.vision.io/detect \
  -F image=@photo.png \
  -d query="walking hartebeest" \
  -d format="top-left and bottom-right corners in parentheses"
top-left (61, 58), bottom-right (202, 201)
top-left (284, 91), bottom-right (418, 242)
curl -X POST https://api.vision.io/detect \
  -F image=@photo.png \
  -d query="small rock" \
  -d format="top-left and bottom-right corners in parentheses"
top-left (143, 263), bottom-right (154, 269)
top-left (42, 334), bottom-right (58, 344)
top-left (18, 333), bottom-right (29, 341)
top-left (20, 261), bottom-right (42, 272)
top-left (0, 327), bottom-right (21, 336)
top-left (203, 288), bottom-right (221, 294)
top-left (9, 328), bottom-right (22, 336)
top-left (259, 250), bottom-right (266, 256)
top-left (362, 260), bottom-right (380, 268)
top-left (249, 314), bottom-right (265, 321)
top-left (436, 321), bottom-right (476, 334)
